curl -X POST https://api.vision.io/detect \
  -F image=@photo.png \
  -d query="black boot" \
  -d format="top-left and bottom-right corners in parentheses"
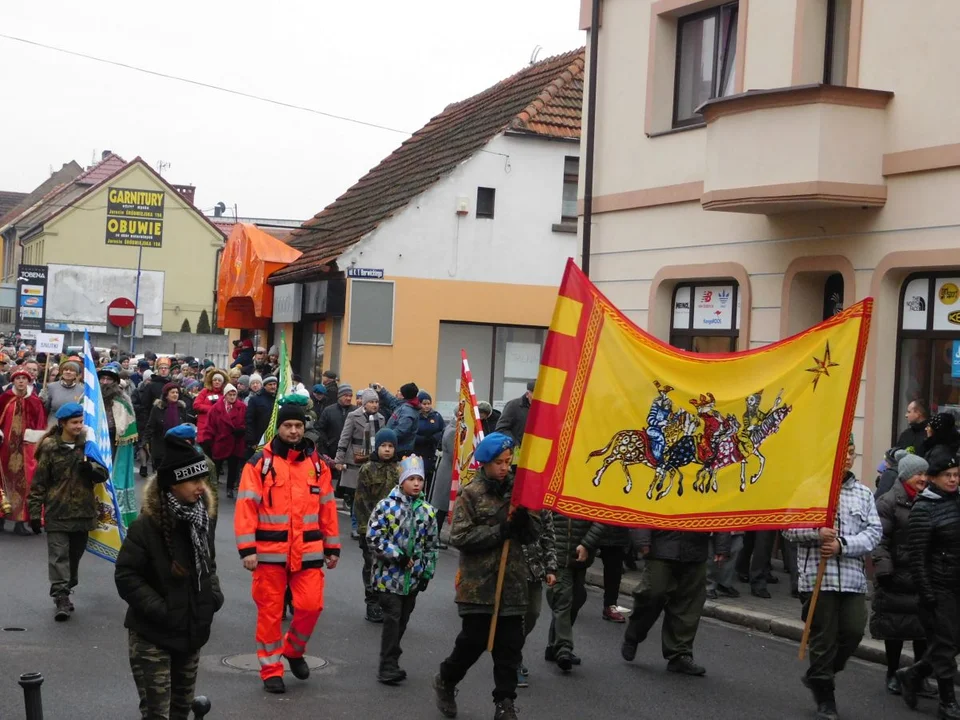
top-left (494, 698), bottom-right (518, 720)
top-left (938, 678), bottom-right (960, 720)
top-left (897, 661), bottom-right (930, 710)
top-left (802, 676), bottom-right (838, 720)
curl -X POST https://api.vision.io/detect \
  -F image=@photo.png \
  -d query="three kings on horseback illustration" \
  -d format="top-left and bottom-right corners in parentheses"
top-left (589, 380), bottom-right (792, 502)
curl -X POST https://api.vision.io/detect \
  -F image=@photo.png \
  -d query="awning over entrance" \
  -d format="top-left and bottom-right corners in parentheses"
top-left (217, 223), bottom-right (302, 330)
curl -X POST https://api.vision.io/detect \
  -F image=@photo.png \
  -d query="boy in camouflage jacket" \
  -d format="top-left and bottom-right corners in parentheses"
top-left (354, 428), bottom-right (400, 622)
top-left (28, 403), bottom-right (108, 621)
top-left (367, 454), bottom-right (438, 684)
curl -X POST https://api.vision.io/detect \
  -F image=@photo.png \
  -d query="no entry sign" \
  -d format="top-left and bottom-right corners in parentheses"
top-left (107, 297), bottom-right (137, 328)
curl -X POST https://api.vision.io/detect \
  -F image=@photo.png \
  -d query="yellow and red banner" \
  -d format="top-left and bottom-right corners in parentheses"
top-left (451, 350), bottom-right (485, 509)
top-left (514, 260), bottom-right (872, 531)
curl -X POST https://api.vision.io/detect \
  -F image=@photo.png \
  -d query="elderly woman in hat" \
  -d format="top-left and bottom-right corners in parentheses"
top-left (897, 447), bottom-right (960, 718)
top-left (0, 366), bottom-right (47, 534)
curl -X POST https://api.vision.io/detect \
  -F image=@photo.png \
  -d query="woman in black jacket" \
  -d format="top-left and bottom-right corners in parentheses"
top-left (115, 435), bottom-right (223, 719)
top-left (869, 453), bottom-right (931, 695)
top-left (921, 412), bottom-right (960, 459)
top-left (896, 447), bottom-right (960, 718)
top-left (146, 384), bottom-right (188, 469)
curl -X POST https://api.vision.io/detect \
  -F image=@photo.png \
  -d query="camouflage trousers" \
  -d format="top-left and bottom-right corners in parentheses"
top-left (128, 630), bottom-right (200, 720)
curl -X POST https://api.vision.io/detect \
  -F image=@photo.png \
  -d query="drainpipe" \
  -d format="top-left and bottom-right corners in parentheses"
top-left (213, 245), bottom-right (223, 330)
top-left (581, 0), bottom-right (601, 279)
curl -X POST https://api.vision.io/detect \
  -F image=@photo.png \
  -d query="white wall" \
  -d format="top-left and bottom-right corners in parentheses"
top-left (338, 133), bottom-right (578, 285)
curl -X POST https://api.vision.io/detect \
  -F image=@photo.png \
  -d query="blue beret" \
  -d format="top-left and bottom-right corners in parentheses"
top-left (165, 423), bottom-right (198, 441)
top-left (55, 402), bottom-right (84, 421)
top-left (475, 432), bottom-right (515, 464)
top-left (312, 384), bottom-right (326, 394)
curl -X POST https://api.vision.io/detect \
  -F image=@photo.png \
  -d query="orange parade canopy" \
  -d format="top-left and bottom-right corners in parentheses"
top-left (217, 223), bottom-right (302, 330)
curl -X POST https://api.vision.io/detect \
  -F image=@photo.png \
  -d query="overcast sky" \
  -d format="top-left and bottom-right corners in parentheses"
top-left (1, 1), bottom-right (584, 221)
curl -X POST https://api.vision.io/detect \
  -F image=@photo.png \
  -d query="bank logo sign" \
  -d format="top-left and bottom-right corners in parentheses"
top-left (105, 187), bottom-right (165, 248)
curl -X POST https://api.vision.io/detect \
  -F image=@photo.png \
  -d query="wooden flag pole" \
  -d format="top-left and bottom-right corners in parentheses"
top-left (798, 554), bottom-right (828, 660)
top-left (487, 540), bottom-right (511, 652)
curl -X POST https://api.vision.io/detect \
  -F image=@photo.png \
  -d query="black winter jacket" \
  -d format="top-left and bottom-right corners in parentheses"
top-left (870, 482), bottom-right (925, 640)
top-left (317, 402), bottom-right (354, 458)
top-left (632, 528), bottom-right (731, 563)
top-left (551, 513), bottom-right (606, 569)
top-left (115, 478), bottom-right (223, 654)
top-left (907, 485), bottom-right (960, 605)
top-left (136, 373), bottom-right (172, 416)
top-left (896, 422), bottom-right (928, 452)
top-left (244, 390), bottom-right (275, 447)
top-left (495, 395), bottom-right (531, 446)
top-left (146, 400), bottom-right (188, 464)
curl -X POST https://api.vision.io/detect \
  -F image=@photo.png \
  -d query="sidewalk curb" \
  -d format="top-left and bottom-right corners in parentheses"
top-left (584, 567), bottom-right (899, 668)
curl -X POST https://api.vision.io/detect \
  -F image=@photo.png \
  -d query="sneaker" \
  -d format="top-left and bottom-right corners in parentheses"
top-left (516, 668), bottom-right (529, 688)
top-left (377, 666), bottom-right (406, 685)
top-left (519, 662), bottom-right (529, 677)
top-left (433, 673), bottom-right (458, 718)
top-left (54, 596), bottom-right (71, 622)
top-left (263, 677), bottom-right (286, 694)
top-left (667, 655), bottom-right (706, 676)
top-left (706, 589), bottom-right (718, 600)
top-left (494, 698), bottom-right (518, 720)
top-left (556, 649), bottom-right (573, 673)
top-left (717, 584), bottom-right (740, 598)
top-left (886, 674), bottom-right (901, 695)
top-left (284, 655), bottom-right (309, 680)
top-left (366, 603), bottom-right (384, 623)
top-left (621, 639), bottom-right (638, 662)
top-left (751, 588), bottom-right (772, 599)
top-left (603, 605), bottom-right (626, 623)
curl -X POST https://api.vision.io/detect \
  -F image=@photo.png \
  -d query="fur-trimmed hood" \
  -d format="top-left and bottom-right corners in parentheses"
top-left (140, 474), bottom-right (218, 521)
top-left (153, 398), bottom-right (187, 410)
top-left (202, 367), bottom-right (229, 392)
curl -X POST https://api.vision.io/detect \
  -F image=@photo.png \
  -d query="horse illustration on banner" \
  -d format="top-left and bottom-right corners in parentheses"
top-left (588, 382), bottom-right (791, 501)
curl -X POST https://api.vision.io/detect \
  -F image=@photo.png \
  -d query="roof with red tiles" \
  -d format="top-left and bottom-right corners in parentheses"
top-left (0, 192), bottom-right (27, 220)
top-left (270, 48), bottom-right (584, 284)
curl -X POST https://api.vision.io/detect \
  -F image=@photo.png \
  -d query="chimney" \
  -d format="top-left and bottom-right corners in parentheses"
top-left (101, 150), bottom-right (112, 160)
top-left (172, 184), bottom-right (196, 205)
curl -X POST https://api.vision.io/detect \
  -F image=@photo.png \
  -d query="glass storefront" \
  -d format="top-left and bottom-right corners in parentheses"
top-left (894, 274), bottom-right (960, 440)
top-left (669, 281), bottom-right (740, 352)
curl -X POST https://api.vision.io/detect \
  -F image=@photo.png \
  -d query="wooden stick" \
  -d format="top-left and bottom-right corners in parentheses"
top-left (487, 539), bottom-right (511, 652)
top-left (798, 553), bottom-right (828, 660)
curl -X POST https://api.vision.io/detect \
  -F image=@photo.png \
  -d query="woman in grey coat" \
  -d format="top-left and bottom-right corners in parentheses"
top-left (334, 388), bottom-right (385, 493)
top-left (430, 423), bottom-right (456, 545)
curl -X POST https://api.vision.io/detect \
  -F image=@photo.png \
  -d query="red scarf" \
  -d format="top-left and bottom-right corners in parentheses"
top-left (903, 481), bottom-right (919, 500)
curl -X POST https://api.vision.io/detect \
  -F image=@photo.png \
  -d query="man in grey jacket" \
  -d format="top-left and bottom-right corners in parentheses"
top-left (621, 528), bottom-right (731, 676)
top-left (496, 381), bottom-right (534, 447)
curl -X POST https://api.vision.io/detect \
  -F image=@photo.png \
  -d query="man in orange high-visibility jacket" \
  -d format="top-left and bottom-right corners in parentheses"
top-left (235, 397), bottom-right (341, 694)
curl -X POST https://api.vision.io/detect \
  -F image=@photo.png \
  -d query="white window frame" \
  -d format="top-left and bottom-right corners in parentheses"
top-left (347, 278), bottom-right (395, 346)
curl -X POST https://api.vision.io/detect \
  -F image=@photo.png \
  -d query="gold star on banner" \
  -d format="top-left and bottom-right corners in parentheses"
top-left (806, 341), bottom-right (840, 391)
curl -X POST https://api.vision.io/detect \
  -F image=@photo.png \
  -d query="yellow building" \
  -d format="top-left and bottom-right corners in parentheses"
top-left (0, 153), bottom-right (225, 336)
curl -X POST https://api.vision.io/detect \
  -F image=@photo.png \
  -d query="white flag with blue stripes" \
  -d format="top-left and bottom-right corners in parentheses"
top-left (83, 333), bottom-right (125, 561)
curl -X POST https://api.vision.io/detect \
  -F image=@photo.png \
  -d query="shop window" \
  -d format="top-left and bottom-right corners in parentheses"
top-left (670, 281), bottom-right (739, 352)
top-left (894, 273), bottom-right (960, 442)
top-left (673, 2), bottom-right (739, 128)
top-left (476, 187), bottom-right (496, 219)
top-left (347, 279), bottom-right (394, 345)
top-left (435, 321), bottom-right (547, 417)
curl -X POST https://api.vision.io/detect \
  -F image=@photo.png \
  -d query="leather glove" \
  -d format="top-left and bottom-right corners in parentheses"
top-left (507, 507), bottom-right (531, 540)
top-left (417, 578), bottom-right (430, 593)
top-left (30, 519), bottom-right (42, 534)
top-left (79, 460), bottom-right (100, 481)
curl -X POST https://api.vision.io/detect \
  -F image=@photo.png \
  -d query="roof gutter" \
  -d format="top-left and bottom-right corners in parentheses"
top-left (581, 0), bottom-right (601, 278)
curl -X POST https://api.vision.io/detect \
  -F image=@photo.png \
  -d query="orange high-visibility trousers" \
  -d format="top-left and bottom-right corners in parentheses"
top-left (253, 564), bottom-right (325, 680)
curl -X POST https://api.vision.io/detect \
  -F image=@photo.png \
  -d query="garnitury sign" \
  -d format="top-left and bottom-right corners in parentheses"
top-left (105, 187), bottom-right (165, 248)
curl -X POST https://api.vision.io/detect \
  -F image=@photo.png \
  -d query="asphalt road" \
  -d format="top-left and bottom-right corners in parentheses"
top-left (0, 494), bottom-right (921, 719)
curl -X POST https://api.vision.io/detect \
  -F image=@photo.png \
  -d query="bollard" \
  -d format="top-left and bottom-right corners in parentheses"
top-left (18, 672), bottom-right (44, 720)
top-left (191, 695), bottom-right (211, 719)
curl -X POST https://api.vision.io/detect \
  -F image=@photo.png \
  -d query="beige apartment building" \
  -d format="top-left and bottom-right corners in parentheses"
top-left (581, 0), bottom-right (960, 472)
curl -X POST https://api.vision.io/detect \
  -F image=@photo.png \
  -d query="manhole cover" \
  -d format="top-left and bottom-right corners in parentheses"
top-left (222, 654), bottom-right (327, 672)
top-left (3, 627), bottom-right (26, 632)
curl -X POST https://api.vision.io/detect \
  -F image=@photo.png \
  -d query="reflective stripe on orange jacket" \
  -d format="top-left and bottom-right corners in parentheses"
top-left (235, 440), bottom-right (341, 571)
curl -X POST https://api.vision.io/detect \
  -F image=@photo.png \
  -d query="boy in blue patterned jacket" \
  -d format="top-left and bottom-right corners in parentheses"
top-left (367, 454), bottom-right (439, 684)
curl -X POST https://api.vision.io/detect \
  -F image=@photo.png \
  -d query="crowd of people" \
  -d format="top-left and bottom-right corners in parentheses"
top-left (10, 333), bottom-right (960, 720)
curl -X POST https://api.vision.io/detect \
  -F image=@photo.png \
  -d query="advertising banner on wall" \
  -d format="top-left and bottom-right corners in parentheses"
top-left (105, 187), bottom-right (165, 248)
top-left (15, 264), bottom-right (48, 338)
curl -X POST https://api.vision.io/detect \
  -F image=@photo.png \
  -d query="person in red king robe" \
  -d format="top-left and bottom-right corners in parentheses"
top-left (0, 367), bottom-right (48, 534)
